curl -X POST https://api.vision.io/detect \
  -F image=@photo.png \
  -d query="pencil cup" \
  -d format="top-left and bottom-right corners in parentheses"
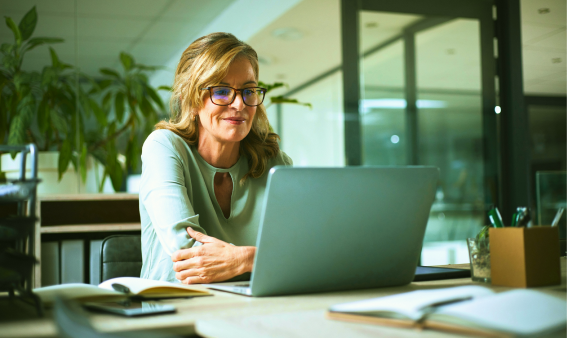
top-left (467, 237), bottom-right (491, 283)
top-left (490, 227), bottom-right (560, 287)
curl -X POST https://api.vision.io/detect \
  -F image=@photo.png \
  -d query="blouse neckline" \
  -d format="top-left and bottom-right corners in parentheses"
top-left (191, 145), bottom-right (244, 174)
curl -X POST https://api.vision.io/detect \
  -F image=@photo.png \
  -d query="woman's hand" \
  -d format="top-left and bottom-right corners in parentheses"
top-left (171, 227), bottom-right (256, 284)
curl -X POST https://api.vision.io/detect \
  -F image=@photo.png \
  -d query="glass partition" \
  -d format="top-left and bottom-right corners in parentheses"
top-left (360, 12), bottom-right (485, 265)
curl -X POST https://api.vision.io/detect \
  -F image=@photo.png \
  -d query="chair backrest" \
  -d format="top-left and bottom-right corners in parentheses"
top-left (100, 235), bottom-right (142, 283)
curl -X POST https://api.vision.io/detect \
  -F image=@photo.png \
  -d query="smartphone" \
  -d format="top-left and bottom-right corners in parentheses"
top-left (83, 300), bottom-right (176, 317)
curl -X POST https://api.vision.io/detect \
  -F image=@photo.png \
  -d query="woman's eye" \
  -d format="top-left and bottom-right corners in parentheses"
top-left (214, 89), bottom-right (231, 96)
top-left (243, 89), bottom-right (254, 96)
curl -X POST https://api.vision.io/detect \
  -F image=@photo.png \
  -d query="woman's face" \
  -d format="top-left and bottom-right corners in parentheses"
top-left (197, 57), bottom-right (257, 145)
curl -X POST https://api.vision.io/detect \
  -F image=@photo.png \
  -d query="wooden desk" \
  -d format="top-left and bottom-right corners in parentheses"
top-left (1, 260), bottom-right (565, 338)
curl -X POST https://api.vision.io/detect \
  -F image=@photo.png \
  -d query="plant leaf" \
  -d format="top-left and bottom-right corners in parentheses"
top-left (79, 143), bottom-right (87, 183)
top-left (58, 139), bottom-right (72, 180)
top-left (269, 95), bottom-right (312, 108)
top-left (5, 17), bottom-right (22, 46)
top-left (102, 91), bottom-right (112, 110)
top-left (140, 95), bottom-right (153, 118)
top-left (17, 95), bottom-right (35, 127)
top-left (41, 66), bottom-right (57, 86)
top-left (97, 79), bottom-right (114, 91)
top-left (1, 43), bottom-right (14, 55)
top-left (38, 97), bottom-right (50, 133)
top-left (51, 110), bottom-right (68, 135)
top-left (49, 47), bottom-right (60, 68)
top-left (18, 6), bottom-right (37, 41)
top-left (114, 92), bottom-right (125, 123)
top-left (7, 114), bottom-right (25, 146)
top-left (89, 98), bottom-right (107, 126)
top-left (24, 37), bottom-right (64, 53)
top-left (145, 85), bottom-right (164, 110)
top-left (99, 68), bottom-right (120, 78)
top-left (258, 81), bottom-right (287, 93)
top-left (157, 85), bottom-right (171, 91)
top-left (120, 52), bottom-right (134, 71)
top-left (134, 64), bottom-right (163, 71)
top-left (104, 140), bottom-right (123, 192)
top-left (127, 96), bottom-right (136, 116)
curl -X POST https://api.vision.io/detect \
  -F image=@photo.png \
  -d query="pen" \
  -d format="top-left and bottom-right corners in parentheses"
top-left (511, 212), bottom-right (518, 227)
top-left (551, 207), bottom-right (565, 227)
top-left (488, 207), bottom-right (504, 228)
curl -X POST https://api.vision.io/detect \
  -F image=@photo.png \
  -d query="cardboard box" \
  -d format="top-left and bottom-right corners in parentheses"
top-left (490, 227), bottom-right (560, 288)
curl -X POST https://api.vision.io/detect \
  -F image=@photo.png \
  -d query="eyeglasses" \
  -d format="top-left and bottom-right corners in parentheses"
top-left (202, 86), bottom-right (267, 107)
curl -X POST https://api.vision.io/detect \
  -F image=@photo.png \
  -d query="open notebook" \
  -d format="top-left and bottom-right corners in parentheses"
top-left (328, 286), bottom-right (566, 337)
top-left (34, 277), bottom-right (211, 304)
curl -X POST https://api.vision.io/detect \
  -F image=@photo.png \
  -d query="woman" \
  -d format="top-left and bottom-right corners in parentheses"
top-left (139, 32), bottom-right (292, 284)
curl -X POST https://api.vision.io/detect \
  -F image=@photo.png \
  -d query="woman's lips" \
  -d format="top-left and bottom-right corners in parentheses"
top-left (223, 117), bottom-right (245, 125)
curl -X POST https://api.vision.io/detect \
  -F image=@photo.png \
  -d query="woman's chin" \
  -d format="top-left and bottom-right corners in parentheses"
top-left (217, 134), bottom-right (248, 144)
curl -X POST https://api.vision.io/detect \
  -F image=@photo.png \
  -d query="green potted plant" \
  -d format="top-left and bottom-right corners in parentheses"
top-left (1, 7), bottom-right (169, 193)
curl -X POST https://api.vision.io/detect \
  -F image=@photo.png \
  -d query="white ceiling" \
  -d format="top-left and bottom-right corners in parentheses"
top-left (0, 0), bottom-right (234, 75)
top-left (0, 0), bottom-right (564, 96)
top-left (521, 0), bottom-right (566, 95)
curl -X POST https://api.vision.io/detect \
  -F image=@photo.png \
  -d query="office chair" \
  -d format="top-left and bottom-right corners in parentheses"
top-left (100, 235), bottom-right (143, 283)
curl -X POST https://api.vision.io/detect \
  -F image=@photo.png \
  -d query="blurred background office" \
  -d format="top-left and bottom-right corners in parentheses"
top-left (0, 0), bottom-right (565, 266)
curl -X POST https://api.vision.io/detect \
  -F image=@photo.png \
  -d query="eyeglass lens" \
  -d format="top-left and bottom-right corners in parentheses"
top-left (210, 87), bottom-right (265, 106)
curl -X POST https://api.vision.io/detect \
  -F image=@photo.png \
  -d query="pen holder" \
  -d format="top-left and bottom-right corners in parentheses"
top-left (489, 227), bottom-right (560, 288)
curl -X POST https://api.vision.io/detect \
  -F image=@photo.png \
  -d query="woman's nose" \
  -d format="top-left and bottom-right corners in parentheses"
top-left (230, 91), bottom-right (245, 109)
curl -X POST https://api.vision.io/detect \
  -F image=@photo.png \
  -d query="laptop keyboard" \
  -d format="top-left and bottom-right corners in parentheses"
top-left (232, 283), bottom-right (250, 290)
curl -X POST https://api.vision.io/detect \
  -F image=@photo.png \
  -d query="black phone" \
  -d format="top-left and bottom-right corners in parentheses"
top-left (83, 300), bottom-right (176, 317)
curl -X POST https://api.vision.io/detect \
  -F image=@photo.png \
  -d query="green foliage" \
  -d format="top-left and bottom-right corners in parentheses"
top-left (88, 51), bottom-right (169, 191)
top-left (0, 7), bottom-right (169, 192)
top-left (258, 81), bottom-right (286, 93)
top-left (269, 96), bottom-right (312, 109)
top-left (18, 6), bottom-right (37, 41)
top-left (258, 81), bottom-right (312, 110)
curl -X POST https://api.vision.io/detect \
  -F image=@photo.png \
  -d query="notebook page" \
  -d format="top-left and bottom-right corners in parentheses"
top-left (431, 289), bottom-right (567, 336)
top-left (330, 286), bottom-right (494, 321)
top-left (99, 277), bottom-right (195, 294)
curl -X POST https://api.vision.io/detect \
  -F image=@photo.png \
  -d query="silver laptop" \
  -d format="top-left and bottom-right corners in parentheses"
top-left (204, 166), bottom-right (439, 297)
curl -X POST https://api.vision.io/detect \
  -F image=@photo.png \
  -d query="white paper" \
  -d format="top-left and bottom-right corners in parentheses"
top-left (433, 289), bottom-right (567, 335)
top-left (330, 286), bottom-right (494, 321)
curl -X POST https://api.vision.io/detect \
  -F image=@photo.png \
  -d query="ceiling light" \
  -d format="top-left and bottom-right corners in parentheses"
top-left (272, 28), bottom-right (304, 41)
top-left (360, 99), bottom-right (447, 113)
top-left (538, 8), bottom-right (550, 14)
top-left (495, 106), bottom-right (501, 114)
top-left (390, 135), bottom-right (400, 144)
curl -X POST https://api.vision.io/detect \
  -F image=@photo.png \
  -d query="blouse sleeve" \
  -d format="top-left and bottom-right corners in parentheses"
top-left (139, 132), bottom-right (205, 256)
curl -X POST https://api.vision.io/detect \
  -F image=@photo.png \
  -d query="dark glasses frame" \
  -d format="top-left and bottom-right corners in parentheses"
top-left (201, 86), bottom-right (268, 107)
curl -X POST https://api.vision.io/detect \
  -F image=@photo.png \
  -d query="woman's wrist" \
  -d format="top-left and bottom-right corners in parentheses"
top-left (237, 246), bottom-right (256, 274)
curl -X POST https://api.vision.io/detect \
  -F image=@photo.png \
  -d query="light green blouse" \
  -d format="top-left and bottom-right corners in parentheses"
top-left (139, 129), bottom-right (292, 282)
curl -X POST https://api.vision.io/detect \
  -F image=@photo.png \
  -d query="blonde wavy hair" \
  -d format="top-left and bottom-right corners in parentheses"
top-left (156, 32), bottom-right (280, 184)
